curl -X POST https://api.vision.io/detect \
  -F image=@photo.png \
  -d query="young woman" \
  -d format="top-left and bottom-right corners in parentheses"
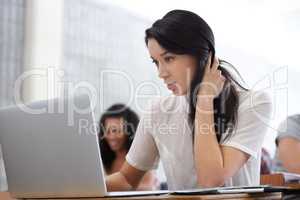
top-left (99, 104), bottom-right (158, 190)
top-left (106, 9), bottom-right (272, 191)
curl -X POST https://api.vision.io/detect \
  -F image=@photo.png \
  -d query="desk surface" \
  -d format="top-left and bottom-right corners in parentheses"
top-left (0, 192), bottom-right (281, 200)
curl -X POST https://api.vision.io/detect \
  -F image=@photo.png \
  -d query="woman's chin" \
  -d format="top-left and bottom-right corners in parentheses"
top-left (168, 87), bottom-right (187, 96)
top-left (109, 145), bottom-right (121, 152)
top-left (172, 89), bottom-right (187, 96)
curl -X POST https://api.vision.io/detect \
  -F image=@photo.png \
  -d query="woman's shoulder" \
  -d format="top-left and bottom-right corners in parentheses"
top-left (237, 89), bottom-right (272, 111)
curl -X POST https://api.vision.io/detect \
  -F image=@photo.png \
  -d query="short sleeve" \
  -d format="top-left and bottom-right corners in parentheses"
top-left (276, 115), bottom-right (300, 145)
top-left (126, 102), bottom-right (160, 171)
top-left (221, 91), bottom-right (272, 159)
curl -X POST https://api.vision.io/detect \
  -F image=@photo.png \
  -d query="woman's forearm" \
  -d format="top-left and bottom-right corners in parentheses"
top-left (194, 98), bottom-right (226, 187)
top-left (106, 172), bottom-right (133, 191)
top-left (136, 171), bottom-right (158, 191)
top-left (106, 161), bottom-right (148, 191)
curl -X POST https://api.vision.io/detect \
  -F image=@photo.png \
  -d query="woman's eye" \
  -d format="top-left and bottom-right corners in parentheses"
top-left (165, 56), bottom-right (174, 62)
top-left (112, 129), bottom-right (119, 133)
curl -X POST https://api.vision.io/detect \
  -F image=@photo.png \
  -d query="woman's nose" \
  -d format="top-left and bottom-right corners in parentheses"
top-left (158, 64), bottom-right (169, 79)
top-left (105, 132), bottom-right (115, 139)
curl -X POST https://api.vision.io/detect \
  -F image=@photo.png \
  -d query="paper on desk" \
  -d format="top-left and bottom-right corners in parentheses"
top-left (171, 185), bottom-right (277, 195)
top-left (276, 172), bottom-right (300, 182)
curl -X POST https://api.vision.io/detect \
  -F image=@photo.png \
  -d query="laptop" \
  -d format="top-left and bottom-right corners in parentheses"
top-left (0, 95), bottom-right (168, 198)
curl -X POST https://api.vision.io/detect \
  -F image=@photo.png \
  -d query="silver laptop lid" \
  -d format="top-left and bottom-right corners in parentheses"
top-left (0, 95), bottom-right (107, 198)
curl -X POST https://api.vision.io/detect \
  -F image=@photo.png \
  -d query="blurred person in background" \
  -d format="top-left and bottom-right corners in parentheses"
top-left (98, 104), bottom-right (158, 190)
top-left (273, 115), bottom-right (300, 174)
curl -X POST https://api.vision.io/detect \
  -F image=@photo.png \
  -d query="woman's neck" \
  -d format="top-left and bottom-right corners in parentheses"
top-left (115, 148), bottom-right (127, 159)
top-left (106, 149), bottom-right (127, 175)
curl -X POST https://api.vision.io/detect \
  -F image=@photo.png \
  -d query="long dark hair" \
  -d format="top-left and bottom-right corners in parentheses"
top-left (98, 104), bottom-right (139, 172)
top-left (145, 10), bottom-right (248, 142)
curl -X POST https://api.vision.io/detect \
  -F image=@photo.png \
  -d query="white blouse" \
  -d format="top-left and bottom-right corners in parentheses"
top-left (126, 90), bottom-right (272, 190)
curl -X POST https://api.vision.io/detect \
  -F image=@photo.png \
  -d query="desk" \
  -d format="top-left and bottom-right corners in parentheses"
top-left (286, 182), bottom-right (300, 189)
top-left (15, 192), bottom-right (282, 200)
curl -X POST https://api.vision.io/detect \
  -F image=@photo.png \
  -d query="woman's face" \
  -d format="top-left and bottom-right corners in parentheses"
top-left (104, 117), bottom-right (127, 152)
top-left (147, 38), bottom-right (198, 95)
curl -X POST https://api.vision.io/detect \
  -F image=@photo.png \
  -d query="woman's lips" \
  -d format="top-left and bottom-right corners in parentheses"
top-left (167, 82), bottom-right (177, 92)
top-left (108, 141), bottom-right (119, 148)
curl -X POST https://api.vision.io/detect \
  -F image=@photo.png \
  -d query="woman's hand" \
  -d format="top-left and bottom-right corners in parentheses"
top-left (197, 55), bottom-right (225, 99)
